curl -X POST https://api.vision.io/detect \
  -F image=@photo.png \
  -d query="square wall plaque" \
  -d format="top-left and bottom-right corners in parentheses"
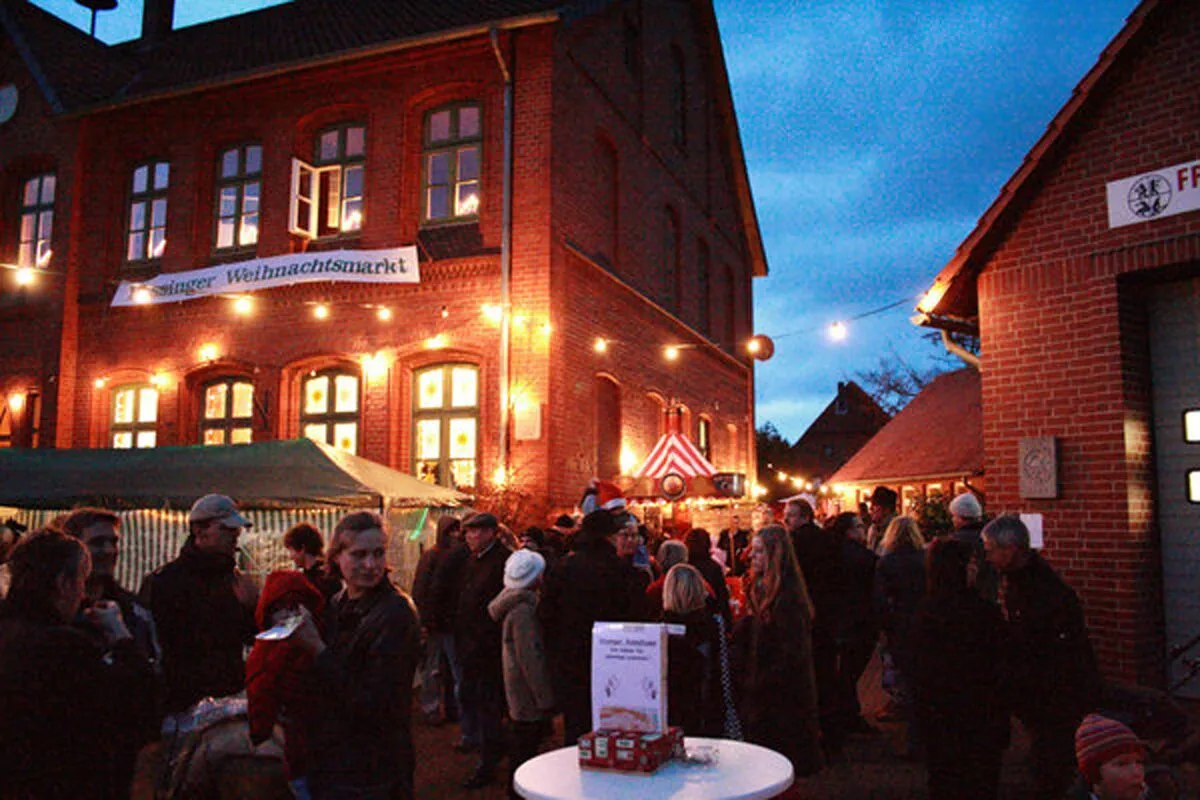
top-left (1019, 436), bottom-right (1059, 499)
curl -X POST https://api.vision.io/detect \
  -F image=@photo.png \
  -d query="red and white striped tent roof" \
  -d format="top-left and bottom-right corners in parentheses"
top-left (634, 432), bottom-right (717, 479)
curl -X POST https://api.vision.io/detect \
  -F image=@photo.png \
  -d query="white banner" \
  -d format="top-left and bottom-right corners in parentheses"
top-left (111, 246), bottom-right (420, 306)
top-left (591, 622), bottom-right (668, 733)
top-left (1107, 159), bottom-right (1200, 228)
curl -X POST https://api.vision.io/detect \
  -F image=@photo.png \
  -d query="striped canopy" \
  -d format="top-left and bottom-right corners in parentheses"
top-left (634, 432), bottom-right (717, 479)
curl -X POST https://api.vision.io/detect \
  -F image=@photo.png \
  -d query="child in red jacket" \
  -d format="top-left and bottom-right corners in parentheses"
top-left (246, 569), bottom-right (327, 799)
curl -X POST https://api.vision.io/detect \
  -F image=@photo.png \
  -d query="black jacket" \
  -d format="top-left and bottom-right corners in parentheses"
top-left (875, 544), bottom-right (926, 674)
top-left (664, 608), bottom-right (723, 737)
top-left (411, 544), bottom-right (454, 632)
top-left (453, 540), bottom-right (511, 679)
top-left (690, 553), bottom-right (732, 627)
top-left (0, 605), bottom-right (155, 799)
top-left (837, 538), bottom-right (878, 640)
top-left (952, 521), bottom-right (999, 604)
top-left (791, 522), bottom-right (844, 635)
top-left (140, 539), bottom-right (257, 713)
top-left (307, 581), bottom-right (421, 795)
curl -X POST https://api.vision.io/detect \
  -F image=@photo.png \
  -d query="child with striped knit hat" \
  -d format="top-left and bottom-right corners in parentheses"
top-left (1069, 713), bottom-right (1152, 800)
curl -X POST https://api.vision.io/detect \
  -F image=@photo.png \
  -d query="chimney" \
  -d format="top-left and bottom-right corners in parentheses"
top-left (141, 0), bottom-right (175, 43)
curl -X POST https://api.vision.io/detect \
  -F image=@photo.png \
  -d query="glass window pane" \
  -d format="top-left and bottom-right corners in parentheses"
top-left (304, 376), bottom-right (329, 414)
top-left (456, 183), bottom-right (480, 217)
top-left (451, 367), bottom-right (478, 408)
top-left (1191, 471), bottom-right (1200, 503)
top-left (448, 417), bottom-right (476, 459)
top-left (333, 422), bottom-right (357, 454)
top-left (232, 382), bottom-right (253, 419)
top-left (427, 186), bottom-right (449, 220)
top-left (429, 110), bottom-right (451, 143)
top-left (345, 126), bottom-right (365, 158)
top-left (318, 130), bottom-right (339, 161)
top-left (203, 428), bottom-right (226, 445)
top-left (18, 242), bottom-right (33, 269)
top-left (133, 166), bottom-right (148, 194)
top-left (341, 199), bottom-right (362, 232)
top-left (205, 383), bottom-right (228, 419)
top-left (149, 228), bottom-right (167, 259)
top-left (138, 388), bottom-right (159, 423)
top-left (245, 145), bottom-right (262, 175)
top-left (113, 388), bottom-right (135, 424)
top-left (459, 106), bottom-right (480, 138)
top-left (20, 214), bottom-right (34, 242)
top-left (40, 174), bottom-right (55, 204)
top-left (458, 147), bottom-right (479, 181)
top-left (151, 198), bottom-right (168, 228)
top-left (450, 460), bottom-right (476, 490)
top-left (230, 428), bottom-right (253, 445)
top-left (344, 165), bottom-right (364, 199)
top-left (154, 162), bottom-right (170, 190)
top-left (113, 432), bottom-right (133, 449)
top-left (219, 186), bottom-right (238, 217)
top-left (240, 213), bottom-right (259, 246)
top-left (127, 232), bottom-right (145, 261)
top-left (418, 369), bottom-right (444, 409)
top-left (221, 149), bottom-right (239, 178)
top-left (428, 153), bottom-right (449, 186)
top-left (243, 182), bottom-right (260, 213)
top-left (39, 211), bottom-right (52, 241)
top-left (36, 240), bottom-right (51, 266)
top-left (136, 430), bottom-right (157, 449)
top-left (23, 178), bottom-right (39, 207)
top-left (417, 419), bottom-right (440, 459)
top-left (304, 423), bottom-right (328, 444)
top-left (334, 374), bottom-right (359, 413)
top-left (130, 201), bottom-right (146, 232)
top-left (1186, 410), bottom-right (1200, 443)
top-left (217, 218), bottom-right (235, 249)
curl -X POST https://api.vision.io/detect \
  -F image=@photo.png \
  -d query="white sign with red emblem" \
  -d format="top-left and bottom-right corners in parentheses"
top-left (591, 622), bottom-right (668, 734)
top-left (1106, 159), bottom-right (1200, 228)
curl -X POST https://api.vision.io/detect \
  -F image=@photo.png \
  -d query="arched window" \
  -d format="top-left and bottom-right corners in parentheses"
top-left (126, 161), bottom-right (169, 263)
top-left (289, 123), bottom-right (365, 239)
top-left (301, 368), bottom-right (360, 454)
top-left (201, 377), bottom-right (254, 445)
top-left (111, 384), bottom-right (158, 448)
top-left (423, 102), bottom-right (482, 223)
top-left (414, 363), bottom-right (480, 490)
top-left (19, 173), bottom-right (55, 269)
top-left (596, 376), bottom-right (621, 479)
top-left (214, 144), bottom-right (262, 251)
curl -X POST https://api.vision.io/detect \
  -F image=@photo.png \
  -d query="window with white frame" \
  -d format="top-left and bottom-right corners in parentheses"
top-left (289, 124), bottom-right (365, 239)
top-left (201, 378), bottom-right (254, 445)
top-left (423, 103), bottom-right (481, 223)
top-left (301, 368), bottom-right (360, 454)
top-left (414, 363), bottom-right (479, 490)
top-left (215, 144), bottom-right (262, 251)
top-left (111, 385), bottom-right (158, 448)
top-left (126, 162), bottom-right (169, 263)
top-left (19, 173), bottom-right (55, 269)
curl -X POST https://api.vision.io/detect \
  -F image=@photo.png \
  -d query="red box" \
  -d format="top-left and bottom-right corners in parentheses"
top-left (578, 727), bottom-right (684, 773)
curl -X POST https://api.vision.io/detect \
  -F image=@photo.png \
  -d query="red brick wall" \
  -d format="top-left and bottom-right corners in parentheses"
top-left (975, 0), bottom-right (1200, 683)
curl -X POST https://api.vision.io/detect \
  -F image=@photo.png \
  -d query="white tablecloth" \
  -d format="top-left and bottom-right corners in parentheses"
top-left (514, 737), bottom-right (794, 800)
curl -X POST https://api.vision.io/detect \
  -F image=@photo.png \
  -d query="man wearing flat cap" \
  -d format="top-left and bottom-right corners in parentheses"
top-left (140, 493), bottom-right (259, 715)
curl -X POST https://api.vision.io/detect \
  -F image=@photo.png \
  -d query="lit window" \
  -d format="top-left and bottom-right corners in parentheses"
top-left (0, 394), bottom-right (37, 448)
top-left (215, 144), bottom-right (262, 251)
top-left (414, 364), bottom-right (479, 489)
top-left (1190, 470), bottom-right (1200, 504)
top-left (127, 161), bottom-right (169, 262)
top-left (1185, 410), bottom-right (1200, 443)
top-left (111, 385), bottom-right (158, 448)
top-left (201, 378), bottom-right (254, 445)
top-left (289, 124), bottom-right (365, 239)
top-left (18, 173), bottom-right (55, 269)
top-left (423, 103), bottom-right (481, 223)
top-left (698, 417), bottom-right (711, 461)
top-left (301, 368), bottom-right (359, 454)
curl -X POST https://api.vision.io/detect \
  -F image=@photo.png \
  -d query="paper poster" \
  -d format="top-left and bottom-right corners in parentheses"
top-left (591, 622), bottom-right (668, 733)
top-left (1020, 513), bottom-right (1045, 549)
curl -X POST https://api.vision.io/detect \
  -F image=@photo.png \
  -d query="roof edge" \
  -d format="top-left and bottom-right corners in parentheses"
top-left (0, 1), bottom-right (64, 113)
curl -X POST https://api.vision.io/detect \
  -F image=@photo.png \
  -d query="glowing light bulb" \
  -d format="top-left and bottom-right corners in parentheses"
top-left (14, 267), bottom-right (35, 287)
top-left (664, 346), bottom-right (680, 362)
top-left (234, 296), bottom-right (254, 315)
top-left (492, 465), bottom-right (507, 486)
top-left (593, 338), bottom-right (608, 354)
top-left (149, 372), bottom-right (169, 389)
top-left (7, 393), bottom-right (25, 413)
top-left (828, 321), bottom-right (848, 342)
top-left (93, 378), bottom-right (108, 390)
top-left (377, 307), bottom-right (393, 321)
top-left (746, 338), bottom-right (761, 355)
top-left (313, 303), bottom-right (330, 320)
top-left (198, 343), bottom-right (219, 362)
top-left (481, 304), bottom-right (503, 325)
top-left (132, 286), bottom-right (153, 305)
top-left (424, 334), bottom-right (447, 350)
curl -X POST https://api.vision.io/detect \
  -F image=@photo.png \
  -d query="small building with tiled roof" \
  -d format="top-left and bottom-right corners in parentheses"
top-left (787, 380), bottom-right (890, 488)
top-left (827, 369), bottom-right (983, 513)
top-left (0, 0), bottom-right (766, 526)
top-left (913, 0), bottom-right (1199, 689)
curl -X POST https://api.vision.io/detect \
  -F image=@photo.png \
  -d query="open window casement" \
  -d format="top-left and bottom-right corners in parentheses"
top-left (289, 158), bottom-right (346, 239)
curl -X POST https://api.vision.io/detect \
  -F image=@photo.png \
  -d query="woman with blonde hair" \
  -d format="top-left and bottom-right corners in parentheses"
top-left (736, 525), bottom-right (823, 776)
top-left (875, 514), bottom-right (927, 756)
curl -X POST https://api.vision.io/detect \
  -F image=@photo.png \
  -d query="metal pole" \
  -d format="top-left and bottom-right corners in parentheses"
top-left (490, 29), bottom-right (513, 484)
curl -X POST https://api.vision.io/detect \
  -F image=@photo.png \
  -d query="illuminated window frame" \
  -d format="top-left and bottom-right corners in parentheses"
top-left (126, 161), bottom-right (170, 263)
top-left (18, 173), bottom-right (55, 269)
top-left (1189, 470), bottom-right (1200, 505)
top-left (300, 368), bottom-right (361, 454)
top-left (697, 416), bottom-right (711, 461)
top-left (289, 123), bottom-right (366, 239)
top-left (200, 377), bottom-right (254, 446)
top-left (422, 102), bottom-right (482, 224)
top-left (413, 363), bottom-right (480, 490)
top-left (214, 144), bottom-right (262, 252)
top-left (111, 384), bottom-right (158, 449)
top-left (1185, 409), bottom-right (1200, 443)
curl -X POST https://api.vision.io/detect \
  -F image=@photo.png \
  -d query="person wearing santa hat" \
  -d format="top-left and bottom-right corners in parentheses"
top-left (1067, 713), bottom-right (1154, 800)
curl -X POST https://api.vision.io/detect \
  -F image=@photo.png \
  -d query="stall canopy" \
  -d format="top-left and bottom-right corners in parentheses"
top-left (0, 437), bottom-right (468, 510)
top-left (622, 431), bottom-right (723, 501)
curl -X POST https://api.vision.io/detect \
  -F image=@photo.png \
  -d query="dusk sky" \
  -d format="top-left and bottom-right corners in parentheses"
top-left (34, 0), bottom-right (1141, 440)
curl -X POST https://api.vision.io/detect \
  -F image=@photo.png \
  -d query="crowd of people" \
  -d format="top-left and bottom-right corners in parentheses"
top-left (0, 483), bottom-right (1153, 800)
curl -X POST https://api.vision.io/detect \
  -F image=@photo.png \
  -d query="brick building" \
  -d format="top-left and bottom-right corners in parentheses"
top-left (788, 380), bottom-right (889, 486)
top-left (0, 0), bottom-right (766, 520)
top-left (915, 0), bottom-right (1199, 688)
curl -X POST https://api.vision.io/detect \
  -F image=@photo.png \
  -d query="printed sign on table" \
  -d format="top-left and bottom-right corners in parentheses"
top-left (591, 622), bottom-right (668, 733)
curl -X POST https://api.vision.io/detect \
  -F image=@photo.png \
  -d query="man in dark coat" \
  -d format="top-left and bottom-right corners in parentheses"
top-left (717, 515), bottom-right (751, 577)
top-left (786, 498), bottom-right (845, 757)
top-left (540, 510), bottom-right (649, 745)
top-left (832, 512), bottom-right (879, 736)
top-left (412, 515), bottom-right (462, 724)
top-left (140, 494), bottom-right (258, 715)
top-left (984, 515), bottom-right (1100, 799)
top-left (949, 491), bottom-right (999, 604)
top-left (454, 512), bottom-right (511, 788)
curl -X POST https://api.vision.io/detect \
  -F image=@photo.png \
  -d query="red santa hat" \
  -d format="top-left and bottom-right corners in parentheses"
top-left (597, 481), bottom-right (626, 512)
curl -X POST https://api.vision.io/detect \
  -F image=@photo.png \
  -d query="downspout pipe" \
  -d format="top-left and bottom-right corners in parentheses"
top-left (941, 328), bottom-right (981, 370)
top-left (490, 29), bottom-right (514, 482)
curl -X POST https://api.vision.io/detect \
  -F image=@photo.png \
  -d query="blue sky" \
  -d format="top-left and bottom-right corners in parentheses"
top-left (34, 0), bottom-right (1141, 440)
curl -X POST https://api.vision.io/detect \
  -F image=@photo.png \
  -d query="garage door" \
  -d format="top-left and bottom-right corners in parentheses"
top-left (1149, 276), bottom-right (1200, 696)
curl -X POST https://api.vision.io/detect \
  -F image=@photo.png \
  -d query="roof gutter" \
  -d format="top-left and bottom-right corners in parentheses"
top-left (63, 11), bottom-right (560, 117)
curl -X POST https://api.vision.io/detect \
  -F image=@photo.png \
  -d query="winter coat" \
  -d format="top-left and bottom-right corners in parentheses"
top-left (837, 538), bottom-right (878, 641)
top-left (952, 521), bottom-right (999, 604)
top-left (663, 608), bottom-right (724, 737)
top-left (690, 553), bottom-right (732, 626)
top-left (910, 587), bottom-right (1011, 752)
top-left (140, 538), bottom-right (257, 713)
top-left (875, 544), bottom-right (926, 675)
top-left (735, 585), bottom-right (823, 777)
top-left (454, 540), bottom-right (511, 682)
top-left (307, 580), bottom-right (421, 795)
top-left (245, 570), bottom-right (325, 780)
top-left (488, 587), bottom-right (555, 722)
top-left (1003, 552), bottom-right (1100, 729)
top-left (0, 604), bottom-right (155, 799)
top-left (427, 543), bottom-right (469, 633)
top-left (301, 560), bottom-right (342, 602)
top-left (791, 522), bottom-right (844, 635)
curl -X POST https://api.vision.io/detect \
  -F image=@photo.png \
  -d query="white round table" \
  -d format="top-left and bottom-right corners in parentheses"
top-left (514, 737), bottom-right (794, 800)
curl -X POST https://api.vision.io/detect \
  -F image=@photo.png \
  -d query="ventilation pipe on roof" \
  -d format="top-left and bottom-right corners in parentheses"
top-left (140, 0), bottom-right (174, 44)
top-left (490, 28), bottom-right (513, 482)
top-left (941, 328), bottom-right (981, 370)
